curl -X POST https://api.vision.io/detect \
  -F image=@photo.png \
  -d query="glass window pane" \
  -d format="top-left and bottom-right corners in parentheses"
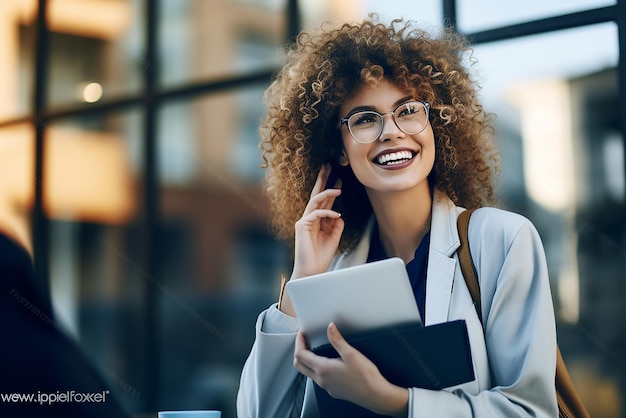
top-left (0, 124), bottom-right (35, 250)
top-left (300, 0), bottom-right (441, 31)
top-left (157, 88), bottom-right (289, 413)
top-left (45, 109), bottom-right (144, 413)
top-left (475, 24), bottom-right (618, 110)
top-left (474, 23), bottom-right (625, 414)
top-left (158, 87), bottom-right (267, 185)
top-left (236, 0), bottom-right (283, 9)
top-left (458, 0), bottom-right (615, 33)
top-left (46, 0), bottom-right (144, 108)
top-left (362, 0), bottom-right (441, 26)
top-left (159, 0), bottom-right (286, 88)
top-left (1, 4), bottom-right (37, 122)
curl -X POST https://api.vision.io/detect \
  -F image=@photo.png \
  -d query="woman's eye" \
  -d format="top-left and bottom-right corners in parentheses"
top-left (398, 103), bottom-right (420, 117)
top-left (351, 113), bottom-right (378, 126)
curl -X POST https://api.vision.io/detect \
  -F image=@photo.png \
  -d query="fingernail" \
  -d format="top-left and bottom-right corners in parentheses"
top-left (328, 322), bottom-right (336, 334)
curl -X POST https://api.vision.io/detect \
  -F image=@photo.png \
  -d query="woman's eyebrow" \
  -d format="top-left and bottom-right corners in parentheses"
top-left (393, 96), bottom-right (415, 107)
top-left (344, 96), bottom-right (415, 116)
top-left (344, 105), bottom-right (374, 116)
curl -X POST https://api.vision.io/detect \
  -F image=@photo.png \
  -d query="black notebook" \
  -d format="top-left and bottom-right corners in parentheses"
top-left (312, 320), bottom-right (475, 417)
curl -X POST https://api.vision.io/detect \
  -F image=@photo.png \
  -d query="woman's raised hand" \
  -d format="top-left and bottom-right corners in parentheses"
top-left (278, 164), bottom-right (344, 317)
top-left (292, 164), bottom-right (344, 279)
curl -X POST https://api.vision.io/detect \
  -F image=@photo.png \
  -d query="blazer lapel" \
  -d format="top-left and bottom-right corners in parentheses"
top-left (424, 252), bottom-right (456, 325)
top-left (424, 190), bottom-right (462, 326)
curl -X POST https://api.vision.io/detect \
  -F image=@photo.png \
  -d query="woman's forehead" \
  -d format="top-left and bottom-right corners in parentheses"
top-left (340, 80), bottom-right (411, 111)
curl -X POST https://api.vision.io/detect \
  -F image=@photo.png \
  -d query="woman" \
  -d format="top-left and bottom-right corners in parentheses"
top-left (237, 17), bottom-right (558, 417)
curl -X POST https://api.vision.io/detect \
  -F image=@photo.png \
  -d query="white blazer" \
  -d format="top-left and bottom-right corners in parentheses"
top-left (237, 190), bottom-right (558, 417)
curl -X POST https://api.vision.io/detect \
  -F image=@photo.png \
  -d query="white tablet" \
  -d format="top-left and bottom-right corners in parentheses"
top-left (286, 257), bottom-right (422, 348)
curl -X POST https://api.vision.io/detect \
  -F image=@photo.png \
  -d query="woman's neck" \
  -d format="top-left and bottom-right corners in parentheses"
top-left (367, 184), bottom-right (433, 264)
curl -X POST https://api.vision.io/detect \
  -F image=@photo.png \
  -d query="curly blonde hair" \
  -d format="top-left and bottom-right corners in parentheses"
top-left (260, 18), bottom-right (500, 250)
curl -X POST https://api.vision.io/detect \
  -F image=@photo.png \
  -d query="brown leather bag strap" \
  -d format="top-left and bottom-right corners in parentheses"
top-left (456, 208), bottom-right (481, 322)
top-left (556, 346), bottom-right (592, 418)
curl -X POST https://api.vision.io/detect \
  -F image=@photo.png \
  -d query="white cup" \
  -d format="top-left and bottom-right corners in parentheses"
top-left (158, 411), bottom-right (221, 418)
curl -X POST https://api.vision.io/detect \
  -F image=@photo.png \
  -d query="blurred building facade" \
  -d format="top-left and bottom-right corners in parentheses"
top-left (0, 0), bottom-right (624, 417)
top-left (496, 66), bottom-right (625, 415)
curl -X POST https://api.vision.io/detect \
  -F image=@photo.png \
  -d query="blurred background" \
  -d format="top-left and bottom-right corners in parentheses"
top-left (0, 0), bottom-right (624, 417)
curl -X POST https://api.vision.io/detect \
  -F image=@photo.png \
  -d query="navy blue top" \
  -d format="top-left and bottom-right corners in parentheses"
top-left (367, 222), bottom-right (430, 322)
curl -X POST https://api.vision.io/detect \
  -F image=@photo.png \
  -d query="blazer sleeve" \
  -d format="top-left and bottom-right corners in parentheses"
top-left (408, 213), bottom-right (558, 417)
top-left (237, 304), bottom-right (308, 418)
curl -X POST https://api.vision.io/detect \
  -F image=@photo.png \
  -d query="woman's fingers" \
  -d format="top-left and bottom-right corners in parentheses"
top-left (327, 322), bottom-right (354, 358)
top-left (294, 331), bottom-right (322, 378)
top-left (296, 209), bottom-right (342, 229)
top-left (303, 188), bottom-right (342, 216)
top-left (291, 164), bottom-right (343, 279)
top-left (306, 165), bottom-right (342, 210)
top-left (309, 164), bottom-right (330, 198)
top-left (294, 325), bottom-right (353, 377)
top-left (320, 214), bottom-right (344, 236)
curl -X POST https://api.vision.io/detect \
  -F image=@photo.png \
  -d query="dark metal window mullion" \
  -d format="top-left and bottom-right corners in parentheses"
top-left (32, 0), bottom-right (52, 314)
top-left (143, 0), bottom-right (160, 413)
top-left (287, 0), bottom-right (301, 44)
top-left (617, 0), bottom-right (626, 190)
top-left (465, 5), bottom-right (616, 44)
top-left (442, 0), bottom-right (457, 30)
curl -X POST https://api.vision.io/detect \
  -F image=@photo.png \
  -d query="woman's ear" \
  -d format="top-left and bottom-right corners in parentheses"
top-left (338, 150), bottom-right (349, 166)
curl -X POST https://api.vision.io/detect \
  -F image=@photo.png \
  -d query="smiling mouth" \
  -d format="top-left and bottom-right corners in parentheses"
top-left (374, 150), bottom-right (416, 166)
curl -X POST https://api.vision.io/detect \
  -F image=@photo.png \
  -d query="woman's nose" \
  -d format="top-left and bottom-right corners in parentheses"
top-left (378, 113), bottom-right (405, 142)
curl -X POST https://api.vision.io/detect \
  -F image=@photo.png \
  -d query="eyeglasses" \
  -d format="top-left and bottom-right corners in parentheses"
top-left (338, 101), bottom-right (430, 144)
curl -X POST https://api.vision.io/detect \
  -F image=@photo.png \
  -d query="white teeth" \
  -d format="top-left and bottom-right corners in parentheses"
top-left (376, 150), bottom-right (414, 165)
